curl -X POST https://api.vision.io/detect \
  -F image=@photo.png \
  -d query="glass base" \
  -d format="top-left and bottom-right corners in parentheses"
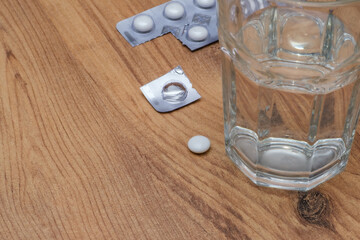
top-left (226, 145), bottom-right (347, 191)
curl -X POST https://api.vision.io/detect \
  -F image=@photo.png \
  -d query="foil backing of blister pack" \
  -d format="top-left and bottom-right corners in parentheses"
top-left (116, 0), bottom-right (218, 51)
top-left (140, 66), bottom-right (201, 112)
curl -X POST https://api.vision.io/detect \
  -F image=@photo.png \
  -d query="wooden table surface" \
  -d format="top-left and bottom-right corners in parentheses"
top-left (1, 0), bottom-right (360, 239)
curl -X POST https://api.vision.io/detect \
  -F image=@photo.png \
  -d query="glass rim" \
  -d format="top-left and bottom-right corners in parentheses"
top-left (268, 0), bottom-right (360, 7)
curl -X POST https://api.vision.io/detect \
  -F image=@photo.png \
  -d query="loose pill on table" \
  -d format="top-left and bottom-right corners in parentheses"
top-left (164, 2), bottom-right (185, 20)
top-left (133, 15), bottom-right (154, 33)
top-left (195, 0), bottom-right (216, 8)
top-left (188, 26), bottom-right (209, 42)
top-left (188, 136), bottom-right (211, 154)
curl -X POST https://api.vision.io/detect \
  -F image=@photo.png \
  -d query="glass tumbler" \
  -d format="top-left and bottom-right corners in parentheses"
top-left (218, 0), bottom-right (360, 190)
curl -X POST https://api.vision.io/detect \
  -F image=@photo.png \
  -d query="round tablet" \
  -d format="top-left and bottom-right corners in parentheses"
top-left (132, 15), bottom-right (154, 33)
top-left (188, 26), bottom-right (208, 42)
top-left (164, 2), bottom-right (185, 20)
top-left (195, 0), bottom-right (216, 8)
top-left (188, 136), bottom-right (211, 154)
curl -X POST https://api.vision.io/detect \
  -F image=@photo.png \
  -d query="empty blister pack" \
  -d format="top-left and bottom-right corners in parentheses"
top-left (140, 66), bottom-right (201, 112)
top-left (116, 0), bottom-right (218, 50)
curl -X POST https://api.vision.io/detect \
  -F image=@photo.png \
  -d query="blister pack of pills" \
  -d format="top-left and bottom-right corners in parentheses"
top-left (116, 0), bottom-right (218, 51)
top-left (140, 66), bottom-right (201, 112)
top-left (172, 0), bottom-right (218, 51)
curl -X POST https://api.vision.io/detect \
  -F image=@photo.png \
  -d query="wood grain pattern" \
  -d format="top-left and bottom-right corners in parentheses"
top-left (0, 0), bottom-right (359, 239)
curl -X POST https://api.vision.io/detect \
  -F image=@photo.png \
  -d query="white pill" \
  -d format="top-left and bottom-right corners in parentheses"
top-left (164, 2), bottom-right (185, 20)
top-left (188, 136), bottom-right (211, 154)
top-left (188, 26), bottom-right (208, 42)
top-left (133, 15), bottom-right (154, 33)
top-left (195, 0), bottom-right (216, 8)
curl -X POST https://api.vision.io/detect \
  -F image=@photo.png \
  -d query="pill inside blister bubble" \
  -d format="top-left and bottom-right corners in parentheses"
top-left (162, 82), bottom-right (188, 103)
top-left (132, 14), bottom-right (154, 33)
top-left (188, 26), bottom-right (209, 42)
top-left (117, 0), bottom-right (218, 50)
top-left (164, 2), bottom-right (185, 20)
top-left (195, 0), bottom-right (216, 8)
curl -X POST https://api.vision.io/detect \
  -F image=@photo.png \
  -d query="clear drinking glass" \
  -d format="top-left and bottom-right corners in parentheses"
top-left (218, 0), bottom-right (360, 190)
